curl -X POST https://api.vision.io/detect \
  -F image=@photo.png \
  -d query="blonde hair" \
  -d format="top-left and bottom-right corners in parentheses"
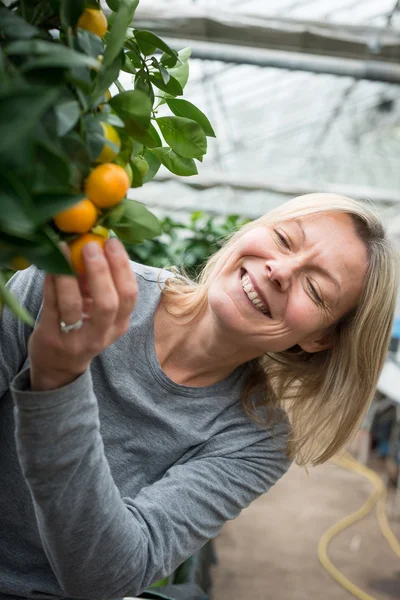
top-left (162, 193), bottom-right (399, 466)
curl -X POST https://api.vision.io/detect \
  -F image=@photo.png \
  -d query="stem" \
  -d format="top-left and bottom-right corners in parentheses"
top-left (19, 0), bottom-right (26, 19)
top-left (66, 26), bottom-right (74, 49)
top-left (115, 79), bottom-right (125, 93)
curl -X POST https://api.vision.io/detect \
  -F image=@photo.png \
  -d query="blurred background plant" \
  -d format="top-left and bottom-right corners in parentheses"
top-left (127, 210), bottom-right (250, 278)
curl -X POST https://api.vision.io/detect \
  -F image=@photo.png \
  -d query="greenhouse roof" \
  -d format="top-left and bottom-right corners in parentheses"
top-left (119, 0), bottom-right (400, 248)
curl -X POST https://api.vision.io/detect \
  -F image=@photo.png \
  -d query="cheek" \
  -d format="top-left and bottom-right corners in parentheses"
top-left (285, 295), bottom-right (321, 331)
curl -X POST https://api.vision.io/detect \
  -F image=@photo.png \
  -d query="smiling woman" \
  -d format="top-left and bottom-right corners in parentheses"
top-left (161, 193), bottom-right (398, 466)
top-left (0, 193), bottom-right (398, 599)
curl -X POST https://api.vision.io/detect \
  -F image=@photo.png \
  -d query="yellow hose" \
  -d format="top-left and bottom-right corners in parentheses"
top-left (317, 450), bottom-right (400, 600)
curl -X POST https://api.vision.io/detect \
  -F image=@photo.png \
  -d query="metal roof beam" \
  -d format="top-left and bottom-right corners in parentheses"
top-left (161, 37), bottom-right (400, 84)
top-left (132, 8), bottom-right (400, 63)
top-left (152, 172), bottom-right (400, 205)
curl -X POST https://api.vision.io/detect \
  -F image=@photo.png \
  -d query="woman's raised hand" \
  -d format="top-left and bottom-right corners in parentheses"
top-left (28, 238), bottom-right (138, 391)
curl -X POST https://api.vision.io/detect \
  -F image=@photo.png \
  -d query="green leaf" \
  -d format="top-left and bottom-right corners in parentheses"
top-left (134, 69), bottom-right (154, 104)
top-left (34, 140), bottom-right (72, 192)
top-left (103, 203), bottom-right (126, 228)
top-left (156, 116), bottom-right (207, 159)
top-left (0, 231), bottom-right (41, 254)
top-left (103, 0), bottom-right (139, 68)
top-left (121, 53), bottom-right (137, 74)
top-left (135, 38), bottom-right (155, 57)
top-left (176, 47), bottom-right (192, 64)
top-left (0, 272), bottom-right (34, 326)
top-left (126, 48), bottom-right (142, 68)
top-left (131, 122), bottom-right (161, 148)
top-left (134, 30), bottom-right (178, 60)
top-left (84, 117), bottom-right (106, 162)
top-left (60, 132), bottom-right (91, 185)
top-left (76, 28), bottom-right (104, 58)
top-left (106, 0), bottom-right (120, 10)
top-left (92, 49), bottom-right (124, 102)
top-left (150, 73), bottom-right (183, 97)
top-left (166, 98), bottom-right (216, 137)
top-left (33, 191), bottom-right (86, 223)
top-left (149, 147), bottom-right (198, 176)
top-left (60, 0), bottom-right (87, 28)
top-left (54, 99), bottom-right (81, 136)
top-left (5, 40), bottom-right (100, 70)
top-left (67, 65), bottom-right (92, 94)
top-left (109, 89), bottom-right (152, 139)
top-left (0, 170), bottom-right (36, 235)
top-left (25, 228), bottom-right (74, 275)
top-left (96, 112), bottom-right (125, 128)
top-left (158, 63), bottom-right (171, 85)
top-left (128, 161), bottom-right (144, 188)
top-left (113, 199), bottom-right (161, 243)
top-left (0, 48), bottom-right (7, 91)
top-left (168, 47), bottom-right (191, 89)
top-left (160, 52), bottom-right (179, 69)
top-left (157, 47), bottom-right (191, 104)
top-left (143, 148), bottom-right (161, 183)
top-left (0, 228), bottom-right (72, 276)
top-left (0, 6), bottom-right (39, 39)
top-left (0, 87), bottom-right (60, 160)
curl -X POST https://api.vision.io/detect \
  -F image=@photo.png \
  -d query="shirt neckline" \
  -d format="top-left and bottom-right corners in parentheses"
top-left (145, 296), bottom-right (245, 398)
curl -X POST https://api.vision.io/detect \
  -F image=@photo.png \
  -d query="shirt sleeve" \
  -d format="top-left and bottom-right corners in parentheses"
top-left (0, 267), bottom-right (44, 398)
top-left (11, 367), bottom-right (291, 599)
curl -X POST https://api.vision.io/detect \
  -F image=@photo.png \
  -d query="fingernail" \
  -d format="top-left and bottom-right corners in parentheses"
top-left (84, 242), bottom-right (101, 258)
top-left (107, 238), bottom-right (122, 254)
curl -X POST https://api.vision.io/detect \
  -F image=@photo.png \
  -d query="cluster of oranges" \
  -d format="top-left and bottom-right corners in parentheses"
top-left (57, 7), bottom-right (131, 274)
top-left (11, 7), bottom-right (135, 276)
top-left (54, 158), bottom-right (130, 274)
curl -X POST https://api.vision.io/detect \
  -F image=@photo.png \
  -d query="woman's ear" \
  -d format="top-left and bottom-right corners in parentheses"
top-left (299, 328), bottom-right (337, 353)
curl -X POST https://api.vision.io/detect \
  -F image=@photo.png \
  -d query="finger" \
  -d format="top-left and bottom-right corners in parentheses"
top-left (39, 274), bottom-right (60, 329)
top-left (104, 238), bottom-right (138, 324)
top-left (54, 273), bottom-right (84, 328)
top-left (78, 273), bottom-right (90, 299)
top-left (82, 241), bottom-right (118, 330)
top-left (53, 242), bottom-right (84, 326)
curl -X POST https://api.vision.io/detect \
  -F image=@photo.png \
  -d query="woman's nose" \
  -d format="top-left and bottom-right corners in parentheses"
top-left (265, 260), bottom-right (292, 292)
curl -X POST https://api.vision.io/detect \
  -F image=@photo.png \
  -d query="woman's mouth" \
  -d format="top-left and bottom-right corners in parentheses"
top-left (240, 269), bottom-right (271, 317)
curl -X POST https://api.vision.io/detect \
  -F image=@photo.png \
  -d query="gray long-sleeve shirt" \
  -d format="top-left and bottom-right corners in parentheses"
top-left (0, 262), bottom-right (291, 600)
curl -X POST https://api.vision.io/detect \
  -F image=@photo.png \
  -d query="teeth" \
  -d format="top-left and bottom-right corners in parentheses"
top-left (241, 272), bottom-right (269, 316)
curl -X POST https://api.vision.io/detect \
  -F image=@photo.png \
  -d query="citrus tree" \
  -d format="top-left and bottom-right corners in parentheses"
top-left (0, 0), bottom-right (215, 323)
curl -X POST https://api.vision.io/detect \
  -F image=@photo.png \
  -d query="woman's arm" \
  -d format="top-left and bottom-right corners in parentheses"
top-left (12, 364), bottom-right (290, 598)
top-left (0, 267), bottom-right (44, 398)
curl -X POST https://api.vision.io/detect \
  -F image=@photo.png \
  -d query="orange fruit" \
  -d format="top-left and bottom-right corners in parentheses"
top-left (84, 163), bottom-right (130, 209)
top-left (54, 198), bottom-right (98, 234)
top-left (10, 256), bottom-right (31, 271)
top-left (96, 122), bottom-right (121, 163)
top-left (77, 8), bottom-right (107, 38)
top-left (68, 233), bottom-right (106, 275)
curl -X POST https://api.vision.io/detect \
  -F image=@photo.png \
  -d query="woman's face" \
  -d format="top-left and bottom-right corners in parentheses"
top-left (207, 212), bottom-right (368, 355)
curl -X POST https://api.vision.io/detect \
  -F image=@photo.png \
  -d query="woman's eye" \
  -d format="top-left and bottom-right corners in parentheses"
top-left (274, 229), bottom-right (290, 249)
top-left (307, 280), bottom-right (323, 304)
